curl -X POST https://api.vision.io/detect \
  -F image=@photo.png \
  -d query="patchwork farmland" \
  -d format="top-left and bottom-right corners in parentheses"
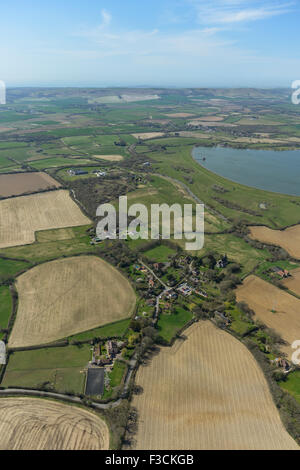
top-left (0, 189), bottom-right (90, 248)
top-left (9, 255), bottom-right (136, 348)
top-left (0, 398), bottom-right (109, 450)
top-left (0, 172), bottom-right (61, 197)
top-left (236, 275), bottom-right (300, 358)
top-left (1, 88), bottom-right (300, 449)
top-left (132, 322), bottom-right (298, 450)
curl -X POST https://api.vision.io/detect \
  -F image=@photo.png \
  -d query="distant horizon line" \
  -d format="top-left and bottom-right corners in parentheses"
top-left (5, 85), bottom-right (292, 90)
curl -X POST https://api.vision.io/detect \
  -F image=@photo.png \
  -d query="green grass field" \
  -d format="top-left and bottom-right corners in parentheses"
top-left (67, 318), bottom-right (131, 343)
top-left (0, 166), bottom-right (24, 173)
top-left (280, 371), bottom-right (300, 404)
top-left (0, 226), bottom-right (94, 263)
top-left (144, 244), bottom-right (176, 262)
top-left (109, 360), bottom-right (127, 388)
top-left (125, 174), bottom-right (193, 208)
top-left (0, 112), bottom-right (39, 123)
top-left (0, 286), bottom-right (12, 339)
top-left (0, 142), bottom-right (29, 150)
top-left (102, 360), bottom-right (127, 399)
top-left (0, 258), bottom-right (30, 278)
top-left (0, 147), bottom-right (31, 163)
top-left (29, 156), bottom-right (95, 169)
top-left (226, 304), bottom-right (255, 337)
top-left (0, 155), bottom-right (15, 169)
top-left (172, 231), bottom-right (270, 276)
top-left (2, 344), bottom-right (91, 394)
top-left (157, 306), bottom-right (193, 343)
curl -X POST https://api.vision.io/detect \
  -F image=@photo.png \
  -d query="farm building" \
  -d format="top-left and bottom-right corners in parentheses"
top-left (93, 170), bottom-right (107, 177)
top-left (68, 169), bottom-right (88, 176)
top-left (0, 341), bottom-right (6, 365)
top-left (272, 266), bottom-right (290, 278)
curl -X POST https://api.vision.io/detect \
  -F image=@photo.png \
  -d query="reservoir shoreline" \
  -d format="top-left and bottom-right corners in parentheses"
top-left (192, 146), bottom-right (300, 196)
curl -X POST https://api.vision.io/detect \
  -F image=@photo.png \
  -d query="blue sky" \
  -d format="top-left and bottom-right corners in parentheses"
top-left (1, 0), bottom-right (300, 87)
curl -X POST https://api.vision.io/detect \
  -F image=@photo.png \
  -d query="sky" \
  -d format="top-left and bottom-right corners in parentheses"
top-left (0, 0), bottom-right (300, 88)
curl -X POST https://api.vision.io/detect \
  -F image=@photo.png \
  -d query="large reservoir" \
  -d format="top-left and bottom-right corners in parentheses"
top-left (192, 146), bottom-right (300, 196)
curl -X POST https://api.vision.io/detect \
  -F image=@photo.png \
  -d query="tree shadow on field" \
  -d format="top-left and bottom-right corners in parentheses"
top-left (123, 406), bottom-right (139, 450)
top-left (140, 345), bottom-right (161, 367)
top-left (132, 385), bottom-right (144, 396)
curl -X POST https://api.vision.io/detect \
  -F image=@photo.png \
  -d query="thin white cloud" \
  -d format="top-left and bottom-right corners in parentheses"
top-left (63, 3), bottom-right (299, 86)
top-left (200, 27), bottom-right (226, 35)
top-left (100, 9), bottom-right (112, 28)
top-left (1, 2), bottom-right (299, 86)
top-left (189, 0), bottom-right (294, 24)
top-left (73, 7), bottom-right (237, 58)
top-left (75, 21), bottom-right (234, 59)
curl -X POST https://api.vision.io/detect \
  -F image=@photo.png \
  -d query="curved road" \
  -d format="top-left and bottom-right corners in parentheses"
top-left (0, 355), bottom-right (138, 410)
top-left (0, 387), bottom-right (124, 410)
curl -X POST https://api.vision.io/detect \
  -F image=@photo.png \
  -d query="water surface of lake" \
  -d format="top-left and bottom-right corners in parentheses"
top-left (192, 146), bottom-right (300, 195)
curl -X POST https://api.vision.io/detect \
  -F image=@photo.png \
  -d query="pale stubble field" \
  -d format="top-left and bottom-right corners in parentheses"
top-left (0, 398), bottom-right (109, 450)
top-left (132, 322), bottom-right (298, 450)
top-left (9, 255), bottom-right (136, 348)
top-left (0, 189), bottom-right (91, 248)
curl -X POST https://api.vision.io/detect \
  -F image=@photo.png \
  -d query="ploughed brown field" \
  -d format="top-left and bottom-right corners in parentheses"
top-left (132, 322), bottom-right (298, 450)
top-left (236, 275), bottom-right (300, 358)
top-left (282, 267), bottom-right (300, 295)
top-left (0, 398), bottom-right (109, 450)
top-left (249, 225), bottom-right (300, 259)
top-left (9, 255), bottom-right (136, 348)
top-left (0, 172), bottom-right (61, 197)
top-left (0, 189), bottom-right (90, 248)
